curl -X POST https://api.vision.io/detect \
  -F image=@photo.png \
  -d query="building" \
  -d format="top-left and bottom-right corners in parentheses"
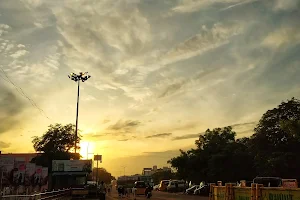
top-left (142, 168), bottom-right (153, 176)
top-left (142, 166), bottom-right (171, 176)
top-left (0, 153), bottom-right (38, 163)
top-left (162, 166), bottom-right (171, 171)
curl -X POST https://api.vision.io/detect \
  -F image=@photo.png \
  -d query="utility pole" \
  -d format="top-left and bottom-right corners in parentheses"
top-left (68, 72), bottom-right (91, 154)
top-left (96, 156), bottom-right (99, 185)
top-left (94, 155), bottom-right (102, 185)
top-left (86, 142), bottom-right (94, 159)
top-left (0, 167), bottom-right (3, 194)
top-left (121, 166), bottom-right (126, 176)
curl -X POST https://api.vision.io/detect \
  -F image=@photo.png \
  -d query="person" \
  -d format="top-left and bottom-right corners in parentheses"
top-left (132, 186), bottom-right (137, 200)
top-left (117, 186), bottom-right (122, 197)
top-left (99, 181), bottom-right (106, 200)
top-left (145, 185), bottom-right (152, 198)
top-left (107, 184), bottom-right (111, 194)
top-left (175, 182), bottom-right (178, 193)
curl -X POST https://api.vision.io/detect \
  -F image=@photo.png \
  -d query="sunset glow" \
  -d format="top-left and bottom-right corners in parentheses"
top-left (79, 141), bottom-right (95, 160)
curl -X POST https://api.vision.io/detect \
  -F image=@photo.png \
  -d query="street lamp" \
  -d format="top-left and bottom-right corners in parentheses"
top-left (68, 72), bottom-right (91, 154)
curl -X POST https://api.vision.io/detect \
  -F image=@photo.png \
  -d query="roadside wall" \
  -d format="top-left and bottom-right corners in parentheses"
top-left (210, 183), bottom-right (300, 200)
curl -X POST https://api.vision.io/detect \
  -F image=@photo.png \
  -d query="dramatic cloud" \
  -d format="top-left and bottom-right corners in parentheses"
top-left (106, 120), bottom-right (141, 133)
top-left (160, 22), bottom-right (243, 65)
top-left (0, 141), bottom-right (11, 148)
top-left (0, 84), bottom-right (25, 134)
top-left (172, 122), bottom-right (257, 140)
top-left (172, 133), bottom-right (201, 141)
top-left (145, 133), bottom-right (172, 139)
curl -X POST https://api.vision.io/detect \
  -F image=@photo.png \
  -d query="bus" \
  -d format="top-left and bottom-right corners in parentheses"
top-left (135, 181), bottom-right (147, 195)
top-left (253, 177), bottom-right (282, 187)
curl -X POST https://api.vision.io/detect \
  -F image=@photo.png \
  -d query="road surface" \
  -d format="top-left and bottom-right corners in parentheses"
top-left (87, 190), bottom-right (209, 200)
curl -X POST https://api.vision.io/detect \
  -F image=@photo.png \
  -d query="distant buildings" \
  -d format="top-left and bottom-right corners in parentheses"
top-left (142, 165), bottom-right (171, 176)
top-left (117, 165), bottom-right (171, 180)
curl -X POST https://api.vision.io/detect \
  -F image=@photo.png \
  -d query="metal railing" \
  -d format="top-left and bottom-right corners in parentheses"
top-left (0, 188), bottom-right (71, 200)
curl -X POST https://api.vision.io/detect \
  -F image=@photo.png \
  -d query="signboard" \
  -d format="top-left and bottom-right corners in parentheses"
top-left (94, 155), bottom-right (102, 163)
top-left (41, 167), bottom-right (49, 191)
top-left (261, 188), bottom-right (297, 200)
top-left (0, 156), bottom-right (14, 185)
top-left (234, 187), bottom-right (251, 200)
top-left (52, 160), bottom-right (92, 172)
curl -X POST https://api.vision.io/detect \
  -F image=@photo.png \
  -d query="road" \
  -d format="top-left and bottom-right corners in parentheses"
top-left (87, 190), bottom-right (209, 200)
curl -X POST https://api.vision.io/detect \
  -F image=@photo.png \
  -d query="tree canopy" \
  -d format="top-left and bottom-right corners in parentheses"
top-left (151, 170), bottom-right (176, 185)
top-left (31, 123), bottom-right (81, 170)
top-left (169, 98), bottom-right (300, 183)
top-left (90, 168), bottom-right (116, 184)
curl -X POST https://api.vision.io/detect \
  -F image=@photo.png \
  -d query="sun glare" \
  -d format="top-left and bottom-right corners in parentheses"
top-left (79, 141), bottom-right (95, 160)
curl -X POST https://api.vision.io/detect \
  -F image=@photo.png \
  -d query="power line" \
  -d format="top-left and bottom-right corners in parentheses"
top-left (0, 66), bottom-right (52, 121)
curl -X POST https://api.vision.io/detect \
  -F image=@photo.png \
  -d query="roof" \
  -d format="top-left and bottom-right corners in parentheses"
top-left (52, 171), bottom-right (89, 176)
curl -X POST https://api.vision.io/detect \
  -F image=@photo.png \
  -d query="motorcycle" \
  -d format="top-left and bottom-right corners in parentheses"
top-left (146, 191), bottom-right (152, 198)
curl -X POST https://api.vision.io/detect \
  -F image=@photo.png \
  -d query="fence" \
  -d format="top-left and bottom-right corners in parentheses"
top-left (209, 182), bottom-right (300, 200)
top-left (0, 188), bottom-right (70, 200)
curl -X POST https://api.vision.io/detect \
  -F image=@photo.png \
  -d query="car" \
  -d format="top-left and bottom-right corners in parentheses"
top-left (153, 184), bottom-right (160, 191)
top-left (84, 181), bottom-right (99, 197)
top-left (167, 180), bottom-right (186, 192)
top-left (186, 185), bottom-right (199, 195)
top-left (194, 184), bottom-right (209, 196)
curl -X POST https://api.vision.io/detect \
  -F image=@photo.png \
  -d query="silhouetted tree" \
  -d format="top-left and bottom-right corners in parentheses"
top-left (169, 98), bottom-right (300, 183)
top-left (90, 168), bottom-right (115, 184)
top-left (151, 170), bottom-right (176, 185)
top-left (250, 98), bottom-right (300, 177)
top-left (31, 123), bottom-right (81, 170)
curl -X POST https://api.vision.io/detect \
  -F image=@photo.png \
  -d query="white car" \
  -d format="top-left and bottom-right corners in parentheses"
top-left (186, 185), bottom-right (199, 194)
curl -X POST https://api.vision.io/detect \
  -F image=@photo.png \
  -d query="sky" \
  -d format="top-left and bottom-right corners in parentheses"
top-left (0, 0), bottom-right (300, 177)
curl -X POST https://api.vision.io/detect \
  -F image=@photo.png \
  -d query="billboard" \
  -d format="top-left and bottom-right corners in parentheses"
top-left (52, 160), bottom-right (92, 172)
top-left (0, 156), bottom-right (14, 185)
top-left (13, 161), bottom-right (26, 185)
top-left (34, 166), bottom-right (42, 186)
top-left (94, 155), bottom-right (102, 163)
top-left (25, 163), bottom-right (36, 186)
top-left (41, 167), bottom-right (48, 191)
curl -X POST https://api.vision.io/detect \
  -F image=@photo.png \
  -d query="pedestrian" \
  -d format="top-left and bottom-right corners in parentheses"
top-left (99, 181), bottom-right (106, 200)
top-left (132, 186), bottom-right (137, 200)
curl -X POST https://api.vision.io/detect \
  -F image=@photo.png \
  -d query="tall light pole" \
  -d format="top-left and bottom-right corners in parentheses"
top-left (68, 72), bottom-right (91, 154)
top-left (121, 166), bottom-right (126, 176)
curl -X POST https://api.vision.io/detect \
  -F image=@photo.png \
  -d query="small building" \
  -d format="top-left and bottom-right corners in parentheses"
top-left (51, 160), bottom-right (92, 190)
top-left (0, 153), bottom-right (38, 163)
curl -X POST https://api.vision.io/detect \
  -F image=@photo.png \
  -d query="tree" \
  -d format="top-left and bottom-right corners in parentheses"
top-left (31, 123), bottom-right (81, 170)
top-left (89, 168), bottom-right (115, 184)
top-left (151, 170), bottom-right (176, 185)
top-left (169, 98), bottom-right (300, 183)
top-left (250, 98), bottom-right (300, 177)
top-left (169, 127), bottom-right (254, 183)
top-left (168, 150), bottom-right (190, 180)
top-left (32, 123), bottom-right (80, 153)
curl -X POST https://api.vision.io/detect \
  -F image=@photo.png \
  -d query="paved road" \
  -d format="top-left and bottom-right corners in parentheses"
top-left (87, 190), bottom-right (209, 200)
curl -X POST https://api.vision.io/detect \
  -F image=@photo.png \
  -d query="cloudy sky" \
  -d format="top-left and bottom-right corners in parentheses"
top-left (0, 0), bottom-right (300, 176)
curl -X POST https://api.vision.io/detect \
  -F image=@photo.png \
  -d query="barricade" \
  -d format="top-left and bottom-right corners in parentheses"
top-left (209, 182), bottom-right (300, 200)
top-left (0, 188), bottom-right (71, 200)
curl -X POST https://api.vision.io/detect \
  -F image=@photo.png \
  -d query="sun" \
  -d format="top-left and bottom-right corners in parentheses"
top-left (79, 141), bottom-right (95, 160)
